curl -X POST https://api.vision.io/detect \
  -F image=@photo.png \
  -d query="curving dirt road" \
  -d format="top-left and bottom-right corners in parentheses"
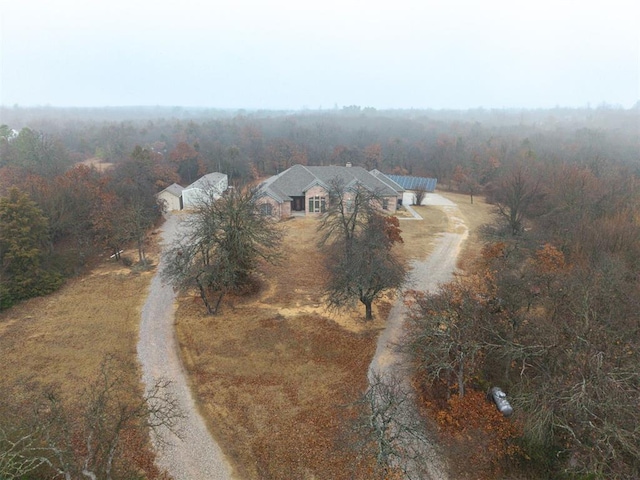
top-left (138, 214), bottom-right (233, 480)
top-left (369, 195), bottom-right (469, 480)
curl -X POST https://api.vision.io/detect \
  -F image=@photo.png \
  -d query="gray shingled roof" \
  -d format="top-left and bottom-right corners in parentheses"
top-left (369, 169), bottom-right (405, 192)
top-left (259, 181), bottom-right (291, 202)
top-left (260, 164), bottom-right (401, 203)
top-left (160, 183), bottom-right (184, 197)
top-left (311, 166), bottom-right (401, 196)
top-left (260, 164), bottom-right (315, 198)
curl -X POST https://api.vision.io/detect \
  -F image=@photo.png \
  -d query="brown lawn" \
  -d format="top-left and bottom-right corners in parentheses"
top-left (0, 268), bottom-right (148, 398)
top-left (0, 191), bottom-right (495, 480)
top-left (395, 205), bottom-right (449, 262)
top-left (174, 194), bottom-right (494, 479)
top-left (175, 217), bottom-right (382, 479)
top-left (0, 241), bottom-right (162, 477)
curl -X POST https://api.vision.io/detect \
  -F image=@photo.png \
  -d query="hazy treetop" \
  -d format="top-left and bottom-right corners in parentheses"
top-left (1, 0), bottom-right (638, 110)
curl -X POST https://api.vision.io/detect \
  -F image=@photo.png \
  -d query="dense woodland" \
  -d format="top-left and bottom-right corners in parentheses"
top-left (0, 106), bottom-right (638, 478)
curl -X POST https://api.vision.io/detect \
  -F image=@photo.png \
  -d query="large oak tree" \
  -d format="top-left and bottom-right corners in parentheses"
top-left (319, 179), bottom-right (406, 320)
top-left (163, 186), bottom-right (281, 315)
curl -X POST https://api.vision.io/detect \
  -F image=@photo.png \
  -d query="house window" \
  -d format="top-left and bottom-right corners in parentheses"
top-left (345, 199), bottom-right (354, 213)
top-left (308, 196), bottom-right (326, 213)
top-left (260, 203), bottom-right (273, 216)
top-left (382, 198), bottom-right (389, 210)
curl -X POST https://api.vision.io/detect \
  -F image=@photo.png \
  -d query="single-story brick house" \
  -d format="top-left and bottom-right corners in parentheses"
top-left (257, 164), bottom-right (404, 219)
top-left (156, 183), bottom-right (184, 212)
top-left (181, 172), bottom-right (228, 209)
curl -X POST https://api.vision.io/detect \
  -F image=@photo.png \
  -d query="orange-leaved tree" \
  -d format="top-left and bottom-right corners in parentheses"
top-left (433, 389), bottom-right (523, 478)
top-left (407, 274), bottom-right (497, 397)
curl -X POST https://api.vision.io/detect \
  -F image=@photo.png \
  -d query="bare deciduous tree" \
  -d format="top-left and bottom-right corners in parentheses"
top-left (163, 185), bottom-right (281, 315)
top-left (318, 178), bottom-right (406, 320)
top-left (0, 355), bottom-right (182, 480)
top-left (407, 278), bottom-right (490, 398)
top-left (0, 423), bottom-right (51, 479)
top-left (412, 186), bottom-right (427, 206)
top-left (350, 371), bottom-right (441, 480)
top-left (486, 164), bottom-right (543, 236)
top-left (317, 177), bottom-right (379, 247)
top-left (324, 213), bottom-right (406, 320)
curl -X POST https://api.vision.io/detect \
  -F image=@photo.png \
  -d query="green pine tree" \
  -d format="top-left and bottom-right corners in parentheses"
top-left (0, 188), bottom-right (62, 309)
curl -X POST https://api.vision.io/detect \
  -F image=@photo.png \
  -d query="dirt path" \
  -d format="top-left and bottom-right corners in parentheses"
top-left (369, 195), bottom-right (469, 480)
top-left (138, 214), bottom-right (233, 480)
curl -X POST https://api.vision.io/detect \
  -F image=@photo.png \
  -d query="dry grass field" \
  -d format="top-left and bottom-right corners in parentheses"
top-left (174, 195), bottom-right (494, 479)
top-left (0, 240), bottom-right (162, 476)
top-left (0, 264), bottom-right (154, 398)
top-left (174, 216), bottom-right (382, 479)
top-left (395, 205), bottom-right (449, 262)
top-left (0, 191), bottom-right (495, 479)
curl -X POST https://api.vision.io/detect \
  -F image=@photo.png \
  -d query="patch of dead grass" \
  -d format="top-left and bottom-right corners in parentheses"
top-left (174, 209), bottom-right (460, 479)
top-left (395, 206), bottom-right (449, 262)
top-left (177, 303), bottom-right (378, 479)
top-left (0, 243), bottom-right (161, 477)
top-left (0, 263), bottom-right (152, 398)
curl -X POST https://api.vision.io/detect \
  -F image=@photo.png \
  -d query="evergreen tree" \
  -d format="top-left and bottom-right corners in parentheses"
top-left (0, 188), bottom-right (62, 309)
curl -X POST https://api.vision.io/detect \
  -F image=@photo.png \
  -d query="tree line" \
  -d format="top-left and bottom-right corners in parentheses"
top-left (3, 106), bottom-right (638, 183)
top-left (0, 139), bottom-right (174, 309)
top-left (407, 158), bottom-right (639, 477)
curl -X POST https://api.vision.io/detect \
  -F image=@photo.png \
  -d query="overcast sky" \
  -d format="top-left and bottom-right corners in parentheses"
top-left (1, 0), bottom-right (638, 110)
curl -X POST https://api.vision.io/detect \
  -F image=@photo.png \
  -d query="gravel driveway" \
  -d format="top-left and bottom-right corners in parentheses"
top-left (369, 196), bottom-right (469, 480)
top-left (137, 196), bottom-right (463, 479)
top-left (138, 213), bottom-right (233, 480)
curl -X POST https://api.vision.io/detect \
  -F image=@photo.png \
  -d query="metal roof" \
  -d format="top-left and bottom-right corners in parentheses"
top-left (386, 175), bottom-right (437, 192)
top-left (184, 172), bottom-right (227, 191)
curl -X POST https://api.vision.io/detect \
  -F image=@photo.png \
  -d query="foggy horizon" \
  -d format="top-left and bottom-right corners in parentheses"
top-left (2, 103), bottom-right (638, 112)
top-left (1, 1), bottom-right (638, 111)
